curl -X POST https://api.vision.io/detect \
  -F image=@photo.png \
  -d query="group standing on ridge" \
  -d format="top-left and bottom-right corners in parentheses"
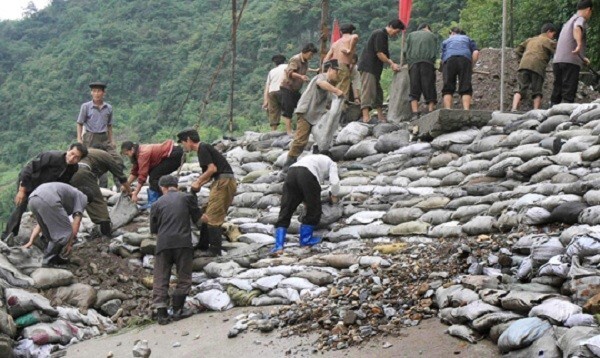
top-left (0, 0), bottom-right (595, 328)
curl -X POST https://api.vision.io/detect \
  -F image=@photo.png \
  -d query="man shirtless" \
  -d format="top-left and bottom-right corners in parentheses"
top-left (324, 24), bottom-right (359, 97)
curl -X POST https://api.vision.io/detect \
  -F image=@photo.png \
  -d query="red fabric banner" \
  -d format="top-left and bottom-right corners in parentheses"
top-left (331, 19), bottom-right (341, 43)
top-left (399, 0), bottom-right (412, 28)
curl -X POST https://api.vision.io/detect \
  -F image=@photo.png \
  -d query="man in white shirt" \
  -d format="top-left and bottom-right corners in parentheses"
top-left (271, 154), bottom-right (339, 255)
top-left (263, 55), bottom-right (289, 133)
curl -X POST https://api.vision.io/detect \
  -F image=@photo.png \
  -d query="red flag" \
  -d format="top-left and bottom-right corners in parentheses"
top-left (399, 0), bottom-right (412, 28)
top-left (331, 19), bottom-right (341, 43)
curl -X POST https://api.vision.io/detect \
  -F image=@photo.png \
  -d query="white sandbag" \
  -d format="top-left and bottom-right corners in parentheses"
top-left (498, 317), bottom-right (552, 353)
top-left (311, 96), bottom-right (343, 152)
top-left (277, 277), bottom-right (316, 291)
top-left (446, 324), bottom-right (482, 343)
top-left (538, 255), bottom-right (570, 278)
top-left (584, 335), bottom-right (600, 356)
top-left (194, 289), bottom-right (233, 311)
top-left (203, 261), bottom-right (244, 278)
top-left (252, 275), bottom-right (285, 292)
top-left (335, 121), bottom-right (370, 145)
top-left (565, 313), bottom-right (597, 328)
top-left (528, 297), bottom-right (582, 325)
top-left (22, 319), bottom-right (79, 345)
top-left (565, 234), bottom-right (600, 259)
top-left (5, 288), bottom-right (57, 318)
top-left (268, 288), bottom-right (300, 303)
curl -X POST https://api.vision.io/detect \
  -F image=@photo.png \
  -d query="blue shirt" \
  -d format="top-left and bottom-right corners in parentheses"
top-left (441, 34), bottom-right (478, 63)
top-left (77, 100), bottom-right (113, 133)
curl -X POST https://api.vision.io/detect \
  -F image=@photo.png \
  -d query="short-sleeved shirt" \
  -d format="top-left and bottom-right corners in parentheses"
top-left (197, 143), bottom-right (233, 180)
top-left (281, 53), bottom-right (309, 91)
top-left (516, 34), bottom-right (556, 77)
top-left (294, 73), bottom-right (331, 124)
top-left (77, 100), bottom-right (113, 133)
top-left (150, 190), bottom-right (201, 254)
top-left (358, 28), bottom-right (389, 78)
top-left (266, 64), bottom-right (287, 93)
top-left (554, 14), bottom-right (587, 67)
top-left (441, 34), bottom-right (478, 63)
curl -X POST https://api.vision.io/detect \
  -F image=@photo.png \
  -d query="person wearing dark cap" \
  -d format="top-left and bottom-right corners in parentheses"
top-left (551, 0), bottom-right (593, 105)
top-left (263, 54), bottom-right (289, 133)
top-left (271, 154), bottom-right (339, 255)
top-left (358, 19), bottom-right (405, 123)
top-left (281, 59), bottom-right (344, 171)
top-left (1, 143), bottom-right (87, 243)
top-left (323, 23), bottom-right (359, 97)
top-left (70, 148), bottom-right (131, 237)
top-left (120, 139), bottom-right (184, 208)
top-left (280, 43), bottom-right (318, 135)
top-left (177, 128), bottom-right (236, 256)
top-left (23, 182), bottom-right (92, 267)
top-left (150, 175), bottom-right (201, 324)
top-left (77, 81), bottom-right (124, 189)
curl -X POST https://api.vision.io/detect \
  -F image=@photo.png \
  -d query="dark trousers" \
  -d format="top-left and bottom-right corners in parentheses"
top-left (149, 146), bottom-right (184, 193)
top-left (152, 247), bottom-right (193, 308)
top-left (442, 56), bottom-right (473, 96)
top-left (275, 167), bottom-right (321, 228)
top-left (2, 198), bottom-right (28, 239)
top-left (409, 62), bottom-right (437, 103)
top-left (551, 62), bottom-right (580, 104)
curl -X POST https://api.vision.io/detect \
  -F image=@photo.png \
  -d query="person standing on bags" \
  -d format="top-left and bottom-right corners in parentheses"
top-left (551, 0), bottom-right (593, 105)
top-left (177, 128), bottom-right (237, 256)
top-left (281, 59), bottom-right (344, 172)
top-left (150, 175), bottom-right (201, 325)
top-left (323, 23), bottom-right (359, 98)
top-left (76, 82), bottom-right (124, 189)
top-left (1, 143), bottom-right (87, 242)
top-left (404, 24), bottom-right (439, 119)
top-left (441, 27), bottom-right (479, 110)
top-left (263, 54), bottom-right (289, 133)
top-left (70, 148), bottom-right (131, 238)
top-left (23, 182), bottom-right (92, 267)
top-left (120, 140), bottom-right (184, 208)
top-left (272, 154), bottom-right (339, 255)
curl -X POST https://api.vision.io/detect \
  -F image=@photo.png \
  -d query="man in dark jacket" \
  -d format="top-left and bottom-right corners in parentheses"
top-left (1, 143), bottom-right (88, 242)
top-left (150, 175), bottom-right (201, 325)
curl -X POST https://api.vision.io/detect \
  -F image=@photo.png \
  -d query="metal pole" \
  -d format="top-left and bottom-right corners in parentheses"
top-left (319, 0), bottom-right (330, 66)
top-left (230, 0), bottom-right (237, 134)
top-left (500, 0), bottom-right (507, 112)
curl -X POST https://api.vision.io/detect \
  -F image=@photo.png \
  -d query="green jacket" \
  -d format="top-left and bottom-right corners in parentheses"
top-left (516, 34), bottom-right (556, 78)
top-left (404, 30), bottom-right (439, 65)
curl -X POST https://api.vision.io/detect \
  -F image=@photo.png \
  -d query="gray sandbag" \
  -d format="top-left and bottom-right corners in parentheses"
top-left (0, 309), bottom-right (16, 338)
top-left (435, 285), bottom-right (479, 309)
top-left (387, 69), bottom-right (412, 122)
top-left (513, 234), bottom-right (551, 255)
top-left (0, 253), bottom-right (35, 288)
top-left (556, 326), bottom-right (600, 358)
top-left (516, 257), bottom-right (534, 281)
top-left (335, 121), bottom-right (370, 145)
top-left (429, 221), bottom-right (462, 237)
top-left (500, 129), bottom-right (538, 148)
top-left (548, 103), bottom-right (580, 116)
top-left (420, 210), bottom-right (453, 225)
top-left (561, 135), bottom-right (599, 153)
top-left (311, 96), bottom-right (343, 152)
top-left (0, 244), bottom-right (42, 275)
top-left (530, 236), bottom-right (565, 265)
top-left (514, 156), bottom-right (553, 177)
top-left (582, 145), bottom-right (600, 161)
top-left (549, 202), bottom-right (588, 224)
top-left (574, 107), bottom-right (600, 124)
top-left (344, 139), bottom-right (378, 160)
top-left (54, 283), bottom-right (97, 314)
top-left (565, 234), bottom-right (600, 260)
top-left (579, 207), bottom-right (600, 225)
top-left (109, 194), bottom-right (139, 229)
top-left (498, 317), bottom-right (552, 353)
top-left (468, 135), bottom-right (507, 153)
top-left (489, 111), bottom-right (522, 126)
top-left (95, 289), bottom-right (128, 308)
top-left (565, 313), bottom-right (597, 328)
top-left (508, 329), bottom-right (561, 358)
top-left (528, 297), bottom-right (582, 325)
top-left (431, 129), bottom-right (479, 149)
top-left (487, 157), bottom-right (524, 177)
top-left (538, 255), bottom-right (570, 278)
top-left (204, 261), bottom-right (244, 278)
top-left (382, 208), bottom-right (424, 225)
top-left (450, 300), bottom-right (502, 323)
top-left (471, 311), bottom-right (524, 332)
top-left (450, 204), bottom-right (490, 223)
top-left (5, 288), bottom-right (57, 318)
top-left (584, 190), bottom-right (600, 206)
top-left (374, 130), bottom-right (410, 153)
top-left (30, 268), bottom-right (74, 290)
top-left (462, 216), bottom-right (497, 235)
top-left (389, 221), bottom-right (430, 235)
top-left (584, 335), bottom-right (600, 356)
top-left (446, 325), bottom-right (482, 343)
top-left (501, 291), bottom-right (557, 314)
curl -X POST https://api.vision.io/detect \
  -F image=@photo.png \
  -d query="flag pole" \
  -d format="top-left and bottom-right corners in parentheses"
top-left (500, 0), bottom-right (507, 112)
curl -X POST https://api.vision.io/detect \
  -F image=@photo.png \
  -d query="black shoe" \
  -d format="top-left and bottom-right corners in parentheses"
top-left (207, 226), bottom-right (223, 256)
top-left (171, 295), bottom-right (193, 321)
top-left (156, 307), bottom-right (170, 325)
top-left (281, 156), bottom-right (297, 173)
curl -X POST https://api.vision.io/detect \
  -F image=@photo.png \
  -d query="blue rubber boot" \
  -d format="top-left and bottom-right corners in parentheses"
top-left (140, 188), bottom-right (160, 210)
top-left (299, 224), bottom-right (321, 247)
top-left (270, 227), bottom-right (287, 255)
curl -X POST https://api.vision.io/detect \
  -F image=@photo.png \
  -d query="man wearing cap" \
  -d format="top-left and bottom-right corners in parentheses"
top-left (150, 175), bottom-right (201, 324)
top-left (121, 140), bottom-right (184, 208)
top-left (177, 128), bottom-right (236, 256)
top-left (76, 81), bottom-right (124, 188)
top-left (263, 54), bottom-right (289, 133)
top-left (1, 143), bottom-right (87, 242)
top-left (324, 23), bottom-right (359, 97)
top-left (23, 182), bottom-right (92, 267)
top-left (70, 148), bottom-right (131, 237)
top-left (281, 59), bottom-right (344, 171)
top-left (358, 19), bottom-right (406, 123)
top-left (280, 43), bottom-right (318, 135)
top-left (271, 154), bottom-right (339, 255)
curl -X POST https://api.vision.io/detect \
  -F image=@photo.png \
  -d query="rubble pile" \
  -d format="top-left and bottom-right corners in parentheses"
top-left (4, 99), bottom-right (600, 355)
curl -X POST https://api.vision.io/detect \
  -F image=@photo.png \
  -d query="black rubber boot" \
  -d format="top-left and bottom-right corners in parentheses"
top-left (207, 226), bottom-right (223, 256)
top-left (196, 222), bottom-right (210, 251)
top-left (100, 221), bottom-right (112, 237)
top-left (156, 307), bottom-right (170, 325)
top-left (281, 156), bottom-right (297, 173)
top-left (171, 295), bottom-right (193, 321)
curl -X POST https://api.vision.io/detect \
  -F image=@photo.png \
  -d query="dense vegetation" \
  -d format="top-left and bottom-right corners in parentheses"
top-left (0, 0), bottom-right (596, 225)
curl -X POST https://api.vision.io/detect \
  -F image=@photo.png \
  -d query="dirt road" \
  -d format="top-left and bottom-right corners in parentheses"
top-left (66, 308), bottom-right (500, 358)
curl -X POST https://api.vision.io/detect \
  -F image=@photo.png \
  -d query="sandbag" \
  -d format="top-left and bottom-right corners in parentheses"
top-left (30, 268), bottom-right (74, 290)
top-left (335, 122), bottom-right (370, 145)
top-left (22, 319), bottom-right (79, 345)
top-left (54, 283), bottom-right (97, 313)
top-left (0, 308), bottom-right (16, 338)
top-left (498, 317), bottom-right (552, 353)
top-left (311, 96), bottom-right (343, 152)
top-left (14, 310), bottom-right (54, 329)
top-left (375, 130), bottom-right (410, 153)
top-left (0, 253), bottom-right (35, 288)
top-left (203, 261), bottom-right (244, 278)
top-left (109, 194), bottom-right (139, 229)
top-left (556, 326), bottom-right (600, 358)
top-left (95, 289), bottom-right (128, 308)
top-left (528, 297), bottom-right (582, 325)
top-left (446, 324), bottom-right (482, 343)
top-left (194, 289), bottom-right (233, 311)
top-left (5, 288), bottom-right (57, 318)
top-left (387, 69), bottom-right (411, 122)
